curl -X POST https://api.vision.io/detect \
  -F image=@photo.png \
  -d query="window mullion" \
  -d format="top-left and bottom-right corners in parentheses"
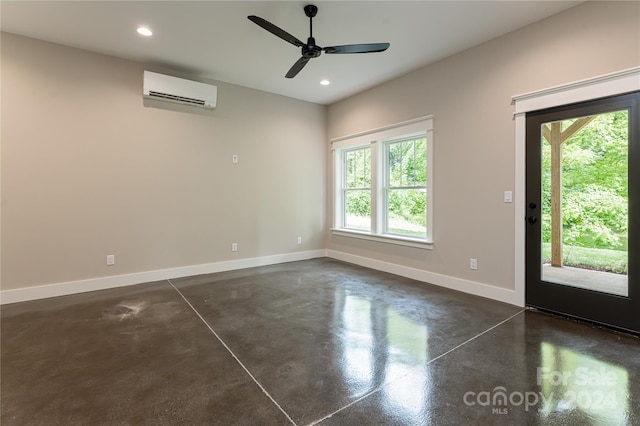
top-left (334, 149), bottom-right (343, 228)
top-left (381, 141), bottom-right (387, 235)
top-left (370, 141), bottom-right (380, 235)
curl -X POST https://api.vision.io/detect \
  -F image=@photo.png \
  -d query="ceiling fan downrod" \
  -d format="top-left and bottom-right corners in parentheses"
top-left (302, 4), bottom-right (320, 59)
top-left (304, 4), bottom-right (318, 38)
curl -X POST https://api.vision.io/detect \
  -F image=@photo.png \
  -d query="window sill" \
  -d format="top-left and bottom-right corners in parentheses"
top-left (331, 228), bottom-right (433, 250)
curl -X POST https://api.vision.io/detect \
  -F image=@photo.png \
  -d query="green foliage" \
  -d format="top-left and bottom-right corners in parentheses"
top-left (562, 186), bottom-right (627, 248)
top-left (345, 190), bottom-right (371, 219)
top-left (343, 138), bottom-right (428, 236)
top-left (388, 189), bottom-right (426, 226)
top-left (345, 147), bottom-right (371, 189)
top-left (388, 139), bottom-right (426, 187)
top-left (541, 110), bottom-right (628, 252)
top-left (344, 147), bottom-right (372, 220)
top-left (387, 138), bottom-right (427, 235)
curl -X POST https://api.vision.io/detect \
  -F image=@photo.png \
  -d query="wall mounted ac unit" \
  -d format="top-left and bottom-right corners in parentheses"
top-left (143, 71), bottom-right (217, 109)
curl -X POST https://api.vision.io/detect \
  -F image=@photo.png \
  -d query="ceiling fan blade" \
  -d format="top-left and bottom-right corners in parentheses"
top-left (324, 43), bottom-right (390, 54)
top-left (285, 57), bottom-right (310, 79)
top-left (248, 15), bottom-right (305, 47)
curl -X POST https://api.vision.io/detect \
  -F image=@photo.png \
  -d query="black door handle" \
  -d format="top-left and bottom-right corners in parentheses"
top-left (528, 216), bottom-right (537, 224)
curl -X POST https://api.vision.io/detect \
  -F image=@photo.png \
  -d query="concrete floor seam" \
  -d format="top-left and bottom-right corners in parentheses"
top-left (311, 309), bottom-right (526, 425)
top-left (167, 279), bottom-right (298, 426)
top-left (424, 309), bottom-right (526, 368)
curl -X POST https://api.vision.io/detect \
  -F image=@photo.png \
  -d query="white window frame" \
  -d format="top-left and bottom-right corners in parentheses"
top-left (331, 116), bottom-right (434, 249)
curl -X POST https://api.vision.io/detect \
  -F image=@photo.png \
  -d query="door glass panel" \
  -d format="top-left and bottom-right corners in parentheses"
top-left (540, 110), bottom-right (628, 296)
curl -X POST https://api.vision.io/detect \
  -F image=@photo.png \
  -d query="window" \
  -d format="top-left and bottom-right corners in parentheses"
top-left (332, 117), bottom-right (434, 249)
top-left (386, 137), bottom-right (427, 237)
top-left (344, 147), bottom-right (372, 231)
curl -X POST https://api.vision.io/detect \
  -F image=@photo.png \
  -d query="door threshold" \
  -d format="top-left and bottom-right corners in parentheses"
top-left (526, 306), bottom-right (640, 338)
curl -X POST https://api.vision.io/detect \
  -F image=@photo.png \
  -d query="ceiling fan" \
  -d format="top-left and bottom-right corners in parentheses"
top-left (248, 4), bottom-right (390, 79)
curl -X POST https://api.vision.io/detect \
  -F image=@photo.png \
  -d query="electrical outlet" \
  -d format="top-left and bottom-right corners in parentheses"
top-left (232, 154), bottom-right (238, 163)
top-left (470, 258), bottom-right (478, 270)
top-left (231, 243), bottom-right (238, 252)
top-left (106, 255), bottom-right (115, 266)
top-left (297, 236), bottom-right (302, 245)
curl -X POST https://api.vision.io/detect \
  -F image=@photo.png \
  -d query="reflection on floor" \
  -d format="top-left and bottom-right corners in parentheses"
top-left (542, 264), bottom-right (628, 296)
top-left (2, 258), bottom-right (639, 425)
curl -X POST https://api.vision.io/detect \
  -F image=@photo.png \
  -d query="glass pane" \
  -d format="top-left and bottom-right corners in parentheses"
top-left (386, 188), bottom-right (426, 238)
top-left (345, 147), bottom-right (371, 189)
top-left (345, 190), bottom-right (371, 231)
top-left (388, 139), bottom-right (426, 187)
top-left (541, 110), bottom-right (628, 296)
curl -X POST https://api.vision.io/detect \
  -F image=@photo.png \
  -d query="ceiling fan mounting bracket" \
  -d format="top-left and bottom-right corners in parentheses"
top-left (304, 5), bottom-right (318, 18)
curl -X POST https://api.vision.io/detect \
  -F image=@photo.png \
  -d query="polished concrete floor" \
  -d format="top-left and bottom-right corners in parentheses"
top-left (2, 258), bottom-right (639, 425)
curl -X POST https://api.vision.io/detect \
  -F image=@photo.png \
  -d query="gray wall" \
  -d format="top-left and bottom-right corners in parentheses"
top-left (1, 33), bottom-right (327, 290)
top-left (326, 1), bottom-right (639, 291)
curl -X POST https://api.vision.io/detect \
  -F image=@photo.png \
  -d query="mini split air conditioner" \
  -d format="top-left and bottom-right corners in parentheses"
top-left (143, 71), bottom-right (217, 109)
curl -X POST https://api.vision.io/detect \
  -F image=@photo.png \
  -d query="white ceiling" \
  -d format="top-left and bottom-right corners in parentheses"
top-left (1, 1), bottom-right (582, 105)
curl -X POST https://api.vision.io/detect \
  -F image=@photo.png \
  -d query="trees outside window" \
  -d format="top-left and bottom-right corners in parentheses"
top-left (343, 147), bottom-right (371, 231)
top-left (385, 138), bottom-right (427, 237)
top-left (541, 110), bottom-right (628, 273)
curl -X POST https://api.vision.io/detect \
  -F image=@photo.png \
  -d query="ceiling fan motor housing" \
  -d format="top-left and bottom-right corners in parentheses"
top-left (303, 37), bottom-right (322, 58)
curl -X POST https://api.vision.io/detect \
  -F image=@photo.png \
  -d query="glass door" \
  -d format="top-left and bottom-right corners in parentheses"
top-left (526, 92), bottom-right (639, 333)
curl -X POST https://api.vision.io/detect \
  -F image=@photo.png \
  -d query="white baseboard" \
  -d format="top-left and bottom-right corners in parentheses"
top-left (326, 249), bottom-right (522, 307)
top-left (0, 250), bottom-right (326, 305)
top-left (1, 249), bottom-right (521, 307)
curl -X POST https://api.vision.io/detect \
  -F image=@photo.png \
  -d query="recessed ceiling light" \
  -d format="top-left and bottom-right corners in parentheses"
top-left (137, 27), bottom-right (153, 37)
top-left (320, 79), bottom-right (330, 86)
